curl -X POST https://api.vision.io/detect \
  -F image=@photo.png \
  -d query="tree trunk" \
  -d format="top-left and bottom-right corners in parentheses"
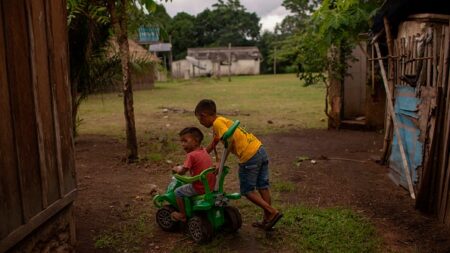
top-left (109, 0), bottom-right (138, 162)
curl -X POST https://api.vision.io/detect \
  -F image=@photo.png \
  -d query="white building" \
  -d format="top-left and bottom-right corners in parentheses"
top-left (172, 47), bottom-right (261, 79)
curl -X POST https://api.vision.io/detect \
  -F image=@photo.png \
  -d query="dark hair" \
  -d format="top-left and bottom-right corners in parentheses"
top-left (194, 99), bottom-right (216, 116)
top-left (179, 127), bottom-right (204, 143)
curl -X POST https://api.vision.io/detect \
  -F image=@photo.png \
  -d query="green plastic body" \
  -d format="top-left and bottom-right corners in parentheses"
top-left (153, 166), bottom-right (241, 231)
top-left (221, 120), bottom-right (240, 148)
top-left (153, 119), bottom-right (241, 231)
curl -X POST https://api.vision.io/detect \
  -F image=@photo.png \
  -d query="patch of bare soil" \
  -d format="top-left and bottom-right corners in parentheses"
top-left (74, 130), bottom-right (450, 253)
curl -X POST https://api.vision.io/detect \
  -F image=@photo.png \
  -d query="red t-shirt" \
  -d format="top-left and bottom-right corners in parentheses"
top-left (183, 148), bottom-right (215, 194)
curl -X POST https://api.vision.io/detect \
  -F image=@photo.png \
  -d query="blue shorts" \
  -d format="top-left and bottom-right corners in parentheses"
top-left (175, 184), bottom-right (198, 198)
top-left (238, 146), bottom-right (270, 195)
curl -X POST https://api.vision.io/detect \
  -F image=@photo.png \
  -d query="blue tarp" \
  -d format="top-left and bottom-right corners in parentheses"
top-left (389, 86), bottom-right (423, 187)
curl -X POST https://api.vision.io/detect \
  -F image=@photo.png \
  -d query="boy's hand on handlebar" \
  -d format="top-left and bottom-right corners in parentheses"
top-left (213, 162), bottom-right (220, 174)
top-left (171, 165), bottom-right (182, 174)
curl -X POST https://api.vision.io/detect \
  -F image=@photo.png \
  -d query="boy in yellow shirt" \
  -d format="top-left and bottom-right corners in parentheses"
top-left (194, 99), bottom-right (283, 230)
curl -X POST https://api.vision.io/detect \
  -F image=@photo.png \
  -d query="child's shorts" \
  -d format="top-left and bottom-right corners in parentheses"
top-left (238, 146), bottom-right (270, 195)
top-left (175, 184), bottom-right (198, 198)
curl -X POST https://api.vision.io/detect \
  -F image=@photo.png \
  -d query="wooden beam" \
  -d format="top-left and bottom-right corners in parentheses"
top-left (380, 16), bottom-right (396, 165)
top-left (25, 0), bottom-right (49, 209)
top-left (0, 0), bottom-right (24, 237)
top-left (0, 190), bottom-right (77, 253)
top-left (368, 56), bottom-right (400, 61)
top-left (4, 0), bottom-right (44, 221)
top-left (44, 0), bottom-right (65, 197)
top-left (375, 42), bottom-right (416, 199)
top-left (438, 24), bottom-right (450, 220)
top-left (427, 41), bottom-right (432, 87)
top-left (371, 43), bottom-right (375, 95)
top-left (370, 28), bottom-right (385, 44)
top-left (228, 43), bottom-right (231, 82)
top-left (433, 30), bottom-right (438, 86)
top-left (49, 0), bottom-right (77, 193)
top-left (384, 17), bottom-right (395, 83)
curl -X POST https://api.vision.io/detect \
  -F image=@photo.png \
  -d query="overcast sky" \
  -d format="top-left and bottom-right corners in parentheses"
top-left (161, 0), bottom-right (291, 32)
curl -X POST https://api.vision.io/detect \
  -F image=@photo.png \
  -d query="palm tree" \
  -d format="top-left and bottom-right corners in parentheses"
top-left (68, 0), bottom-right (161, 162)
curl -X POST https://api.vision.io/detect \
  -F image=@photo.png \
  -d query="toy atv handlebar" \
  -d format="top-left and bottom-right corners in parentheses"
top-left (173, 167), bottom-right (216, 195)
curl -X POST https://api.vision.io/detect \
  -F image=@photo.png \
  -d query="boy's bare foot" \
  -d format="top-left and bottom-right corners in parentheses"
top-left (170, 212), bottom-right (186, 222)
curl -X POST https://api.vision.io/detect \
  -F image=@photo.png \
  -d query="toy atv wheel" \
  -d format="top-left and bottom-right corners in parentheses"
top-left (156, 205), bottom-right (179, 232)
top-left (223, 206), bottom-right (242, 232)
top-left (187, 215), bottom-right (213, 243)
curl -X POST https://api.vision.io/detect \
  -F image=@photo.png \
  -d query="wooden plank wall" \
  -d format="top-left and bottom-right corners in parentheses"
top-left (343, 43), bottom-right (367, 119)
top-left (387, 16), bottom-right (450, 224)
top-left (435, 21), bottom-right (450, 224)
top-left (413, 21), bottom-right (450, 223)
top-left (0, 0), bottom-right (76, 251)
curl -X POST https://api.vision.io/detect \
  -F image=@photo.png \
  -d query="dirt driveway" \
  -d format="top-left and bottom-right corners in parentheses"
top-left (74, 129), bottom-right (450, 253)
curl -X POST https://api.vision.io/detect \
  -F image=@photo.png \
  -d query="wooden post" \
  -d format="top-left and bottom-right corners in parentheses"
top-left (163, 54), bottom-right (167, 74)
top-left (169, 35), bottom-right (173, 79)
top-left (44, 0), bottom-right (65, 197)
top-left (437, 24), bottom-right (450, 219)
top-left (274, 46), bottom-right (277, 75)
top-left (371, 43), bottom-right (375, 95)
top-left (375, 42), bottom-right (416, 199)
top-left (380, 17), bottom-right (395, 164)
top-left (228, 43), bottom-right (231, 82)
top-left (26, 0), bottom-right (48, 208)
top-left (385, 17), bottom-right (396, 88)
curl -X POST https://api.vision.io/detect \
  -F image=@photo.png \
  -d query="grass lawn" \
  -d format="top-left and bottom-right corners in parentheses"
top-left (78, 74), bottom-right (327, 139)
top-left (79, 74), bottom-right (382, 252)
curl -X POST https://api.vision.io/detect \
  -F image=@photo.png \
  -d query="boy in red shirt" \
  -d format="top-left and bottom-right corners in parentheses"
top-left (171, 127), bottom-right (215, 222)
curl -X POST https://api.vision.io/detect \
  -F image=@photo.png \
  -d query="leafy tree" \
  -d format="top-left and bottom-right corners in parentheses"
top-left (193, 0), bottom-right (260, 47)
top-left (276, 0), bottom-right (381, 85)
top-left (128, 3), bottom-right (172, 41)
top-left (257, 1), bottom-right (320, 75)
top-left (68, 0), bottom-right (114, 135)
top-left (107, 0), bottom-right (146, 162)
top-left (274, 16), bottom-right (302, 37)
top-left (68, 0), bottom-right (163, 162)
top-left (258, 31), bottom-right (277, 73)
top-left (108, 0), bottom-right (170, 162)
top-left (167, 12), bottom-right (196, 60)
top-left (282, 0), bottom-right (321, 19)
top-left (166, 0), bottom-right (260, 62)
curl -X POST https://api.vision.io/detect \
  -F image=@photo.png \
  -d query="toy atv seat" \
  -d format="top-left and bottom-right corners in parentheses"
top-left (153, 120), bottom-right (242, 243)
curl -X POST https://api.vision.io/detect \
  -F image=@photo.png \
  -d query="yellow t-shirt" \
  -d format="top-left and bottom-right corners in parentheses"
top-left (213, 116), bottom-right (262, 163)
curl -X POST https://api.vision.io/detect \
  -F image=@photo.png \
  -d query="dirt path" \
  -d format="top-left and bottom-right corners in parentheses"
top-left (74, 130), bottom-right (450, 252)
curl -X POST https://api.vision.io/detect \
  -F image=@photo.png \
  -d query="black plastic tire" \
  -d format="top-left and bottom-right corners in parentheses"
top-left (187, 215), bottom-right (213, 243)
top-left (156, 205), bottom-right (179, 232)
top-left (223, 206), bottom-right (242, 232)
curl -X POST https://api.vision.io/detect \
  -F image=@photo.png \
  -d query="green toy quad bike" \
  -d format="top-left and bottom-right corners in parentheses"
top-left (153, 120), bottom-right (242, 243)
